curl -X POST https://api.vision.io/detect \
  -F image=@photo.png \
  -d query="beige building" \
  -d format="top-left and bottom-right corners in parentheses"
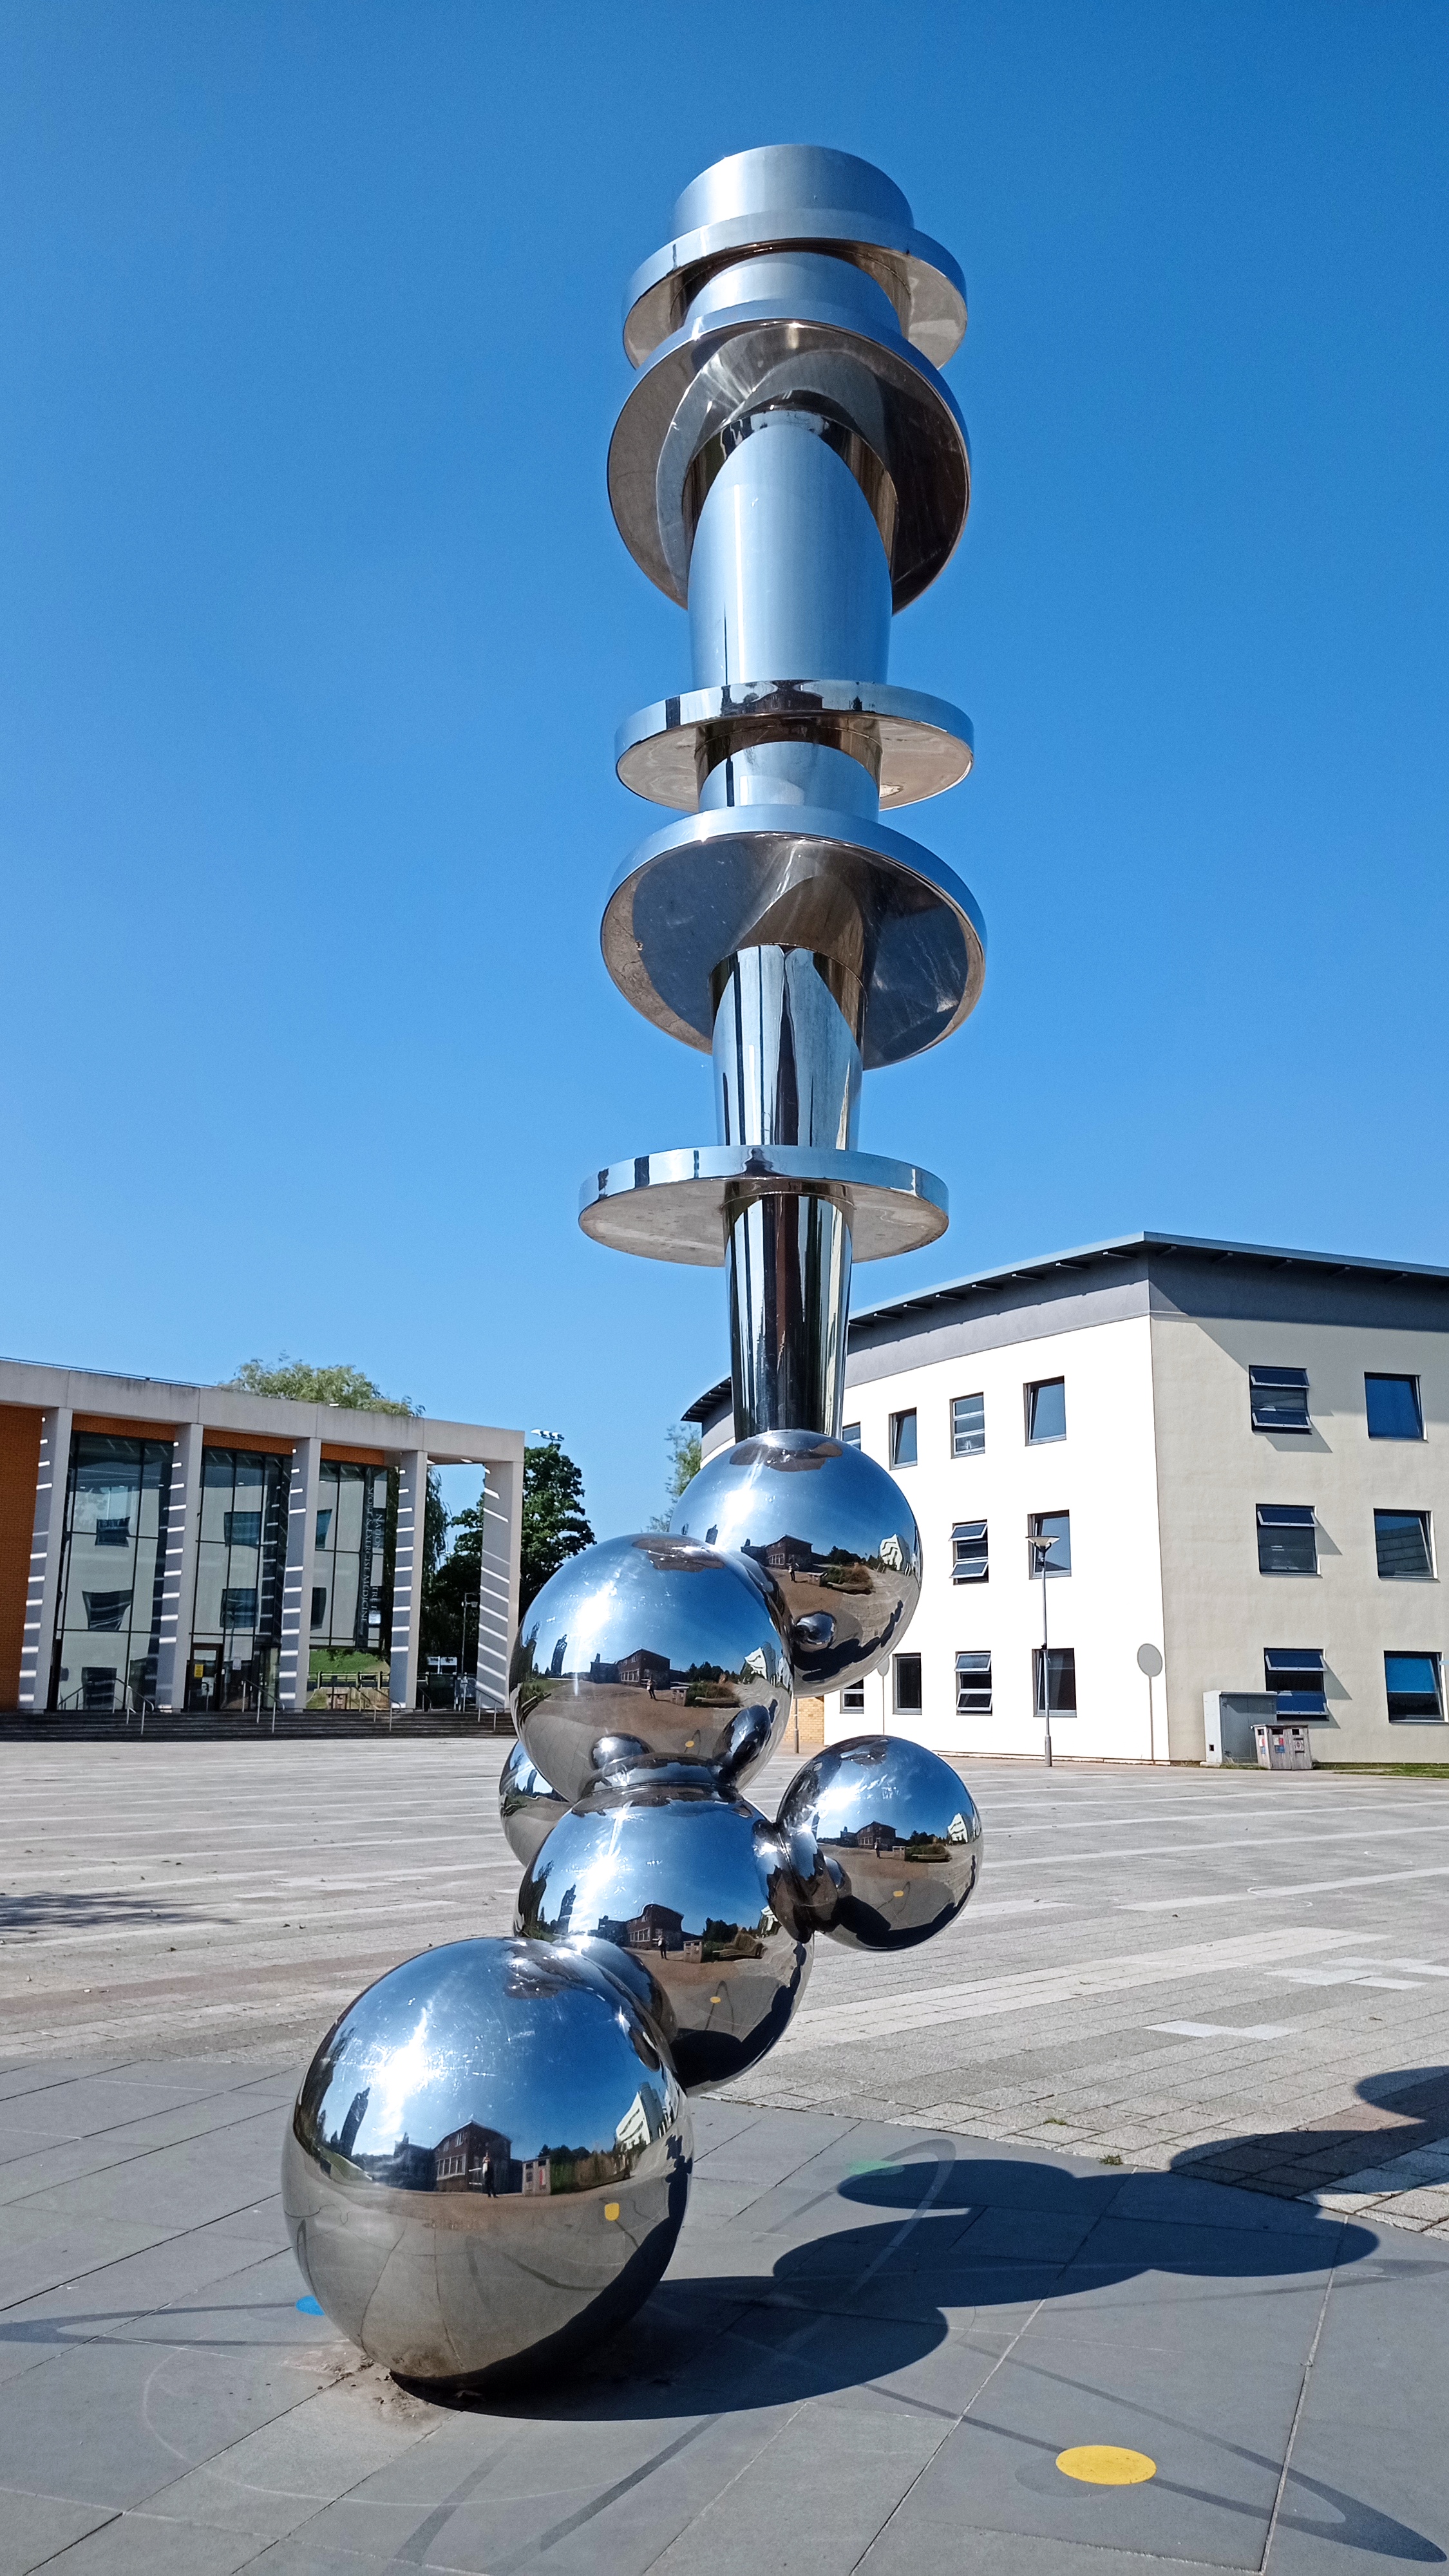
top-left (0, 1356), bottom-right (522, 1718)
top-left (688, 1234), bottom-right (1449, 1763)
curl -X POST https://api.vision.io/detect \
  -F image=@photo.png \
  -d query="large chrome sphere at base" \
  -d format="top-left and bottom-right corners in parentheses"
top-left (516, 1782), bottom-right (813, 2092)
top-left (670, 1430), bottom-right (921, 1694)
top-left (509, 1533), bottom-right (792, 1804)
top-left (281, 1938), bottom-right (691, 2391)
top-left (778, 1736), bottom-right (983, 1951)
top-left (498, 1740), bottom-right (569, 1869)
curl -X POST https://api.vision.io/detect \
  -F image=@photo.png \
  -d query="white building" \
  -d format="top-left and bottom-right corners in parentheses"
top-left (688, 1234), bottom-right (1449, 1764)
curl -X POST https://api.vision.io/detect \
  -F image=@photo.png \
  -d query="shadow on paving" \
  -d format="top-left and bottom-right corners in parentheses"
top-left (397, 2146), bottom-right (1446, 2569)
top-left (421, 2145), bottom-right (1384, 2423)
top-left (0, 1888), bottom-right (222, 1933)
top-left (1173, 2061), bottom-right (1449, 2196)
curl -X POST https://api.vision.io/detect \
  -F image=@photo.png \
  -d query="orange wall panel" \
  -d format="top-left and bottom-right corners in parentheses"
top-left (0, 1407), bottom-right (43, 1708)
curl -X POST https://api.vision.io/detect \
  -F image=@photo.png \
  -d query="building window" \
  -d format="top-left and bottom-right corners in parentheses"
top-left (952, 1520), bottom-right (989, 1583)
top-left (1366, 1374), bottom-right (1424, 1440)
top-left (315, 1508), bottom-right (334, 1548)
top-left (223, 1510), bottom-right (262, 1548)
top-left (311, 1585), bottom-right (328, 1629)
top-left (221, 1587), bottom-right (259, 1629)
top-left (82, 1588), bottom-right (133, 1633)
top-left (1033, 1645), bottom-right (1077, 1712)
top-left (952, 1393), bottom-right (985, 1457)
top-left (1375, 1510), bottom-right (1434, 1579)
top-left (889, 1410), bottom-right (918, 1468)
top-left (1264, 1647), bottom-right (1327, 1717)
top-left (1249, 1366), bottom-right (1311, 1433)
top-left (1027, 1510), bottom-right (1071, 1575)
top-left (840, 1680), bottom-right (866, 1713)
top-left (1025, 1378), bottom-right (1066, 1444)
top-left (55, 1432), bottom-right (173, 1713)
top-left (956, 1651), bottom-right (992, 1715)
top-left (192, 1448), bottom-right (290, 1714)
top-left (1385, 1652), bottom-right (1444, 1721)
top-left (1257, 1504), bottom-right (1318, 1576)
top-left (893, 1651), bottom-right (923, 1713)
top-left (842, 1423), bottom-right (862, 1449)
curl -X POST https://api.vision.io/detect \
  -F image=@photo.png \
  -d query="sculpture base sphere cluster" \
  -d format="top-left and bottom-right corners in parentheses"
top-left (509, 1531), bottom-right (792, 1804)
top-left (515, 1779), bottom-right (812, 2091)
top-left (282, 1938), bottom-right (691, 2391)
top-left (669, 1429), bottom-right (922, 1696)
top-left (780, 1736), bottom-right (984, 1950)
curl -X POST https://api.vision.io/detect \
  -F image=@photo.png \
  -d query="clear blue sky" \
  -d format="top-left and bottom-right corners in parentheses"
top-left (2, 2), bottom-right (1445, 1540)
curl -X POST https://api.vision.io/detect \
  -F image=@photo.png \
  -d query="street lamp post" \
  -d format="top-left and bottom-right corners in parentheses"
top-left (1028, 1529), bottom-right (1059, 1766)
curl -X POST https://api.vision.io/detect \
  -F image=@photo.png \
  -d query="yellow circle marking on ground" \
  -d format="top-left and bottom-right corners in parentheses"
top-left (603, 2202), bottom-right (620, 2222)
top-left (1056, 2446), bottom-right (1156, 2486)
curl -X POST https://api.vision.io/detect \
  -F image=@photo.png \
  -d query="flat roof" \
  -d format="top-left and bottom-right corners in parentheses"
top-left (683, 1230), bottom-right (1449, 1421)
top-left (0, 1354), bottom-right (522, 1466)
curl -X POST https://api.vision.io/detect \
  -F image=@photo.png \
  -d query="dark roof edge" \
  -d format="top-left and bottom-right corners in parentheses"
top-left (681, 1230), bottom-right (1449, 1421)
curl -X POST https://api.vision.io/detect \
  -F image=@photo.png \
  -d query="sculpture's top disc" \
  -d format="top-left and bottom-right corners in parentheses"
top-left (623, 146), bottom-right (967, 371)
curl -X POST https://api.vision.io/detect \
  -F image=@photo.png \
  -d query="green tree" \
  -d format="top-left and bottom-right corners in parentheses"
top-left (225, 1357), bottom-right (416, 1415)
top-left (521, 1441), bottom-right (594, 1612)
top-left (647, 1423), bottom-right (702, 1530)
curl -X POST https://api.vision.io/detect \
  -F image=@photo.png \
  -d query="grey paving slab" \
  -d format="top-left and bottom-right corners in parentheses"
top-left (0, 2486), bottom-right (117, 2575)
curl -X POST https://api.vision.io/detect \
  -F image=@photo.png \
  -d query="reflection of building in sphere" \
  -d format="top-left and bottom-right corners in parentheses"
top-left (670, 1431), bottom-right (920, 1694)
top-left (281, 1937), bottom-right (691, 2389)
top-left (509, 1533), bottom-right (791, 1803)
top-left (516, 1782), bottom-right (813, 2092)
top-left (779, 1734), bottom-right (983, 1951)
top-left (498, 1741), bottom-right (569, 1869)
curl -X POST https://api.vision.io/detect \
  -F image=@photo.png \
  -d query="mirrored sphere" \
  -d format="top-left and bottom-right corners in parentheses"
top-left (516, 1783), bottom-right (813, 2092)
top-left (498, 1740), bottom-right (569, 1870)
top-left (777, 1734), bottom-right (983, 1951)
top-left (670, 1430), bottom-right (921, 1693)
top-left (281, 1937), bottom-right (691, 2391)
top-left (509, 1533), bottom-right (792, 1805)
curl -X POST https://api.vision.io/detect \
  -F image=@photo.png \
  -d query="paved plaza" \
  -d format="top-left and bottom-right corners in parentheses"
top-left (2, 1741), bottom-right (1448, 2570)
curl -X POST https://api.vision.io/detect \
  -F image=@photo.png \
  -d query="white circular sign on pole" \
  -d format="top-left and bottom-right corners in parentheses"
top-left (1137, 1643), bottom-right (1163, 1678)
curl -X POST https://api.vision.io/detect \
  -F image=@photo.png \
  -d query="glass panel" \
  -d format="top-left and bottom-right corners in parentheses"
top-left (841, 1681), bottom-right (865, 1712)
top-left (1035, 1646), bottom-right (1076, 1712)
top-left (1249, 1367), bottom-right (1311, 1432)
top-left (1264, 1647), bottom-right (1327, 1715)
top-left (952, 1394), bottom-right (985, 1457)
top-left (1256, 1506), bottom-right (1317, 1575)
top-left (1374, 1511), bottom-right (1432, 1578)
top-left (889, 1411), bottom-right (917, 1467)
top-left (951, 1520), bottom-right (989, 1583)
top-left (55, 1434), bottom-right (173, 1713)
top-left (1026, 1379), bottom-right (1066, 1443)
top-left (190, 1450), bottom-right (289, 1711)
top-left (842, 1423), bottom-right (861, 1448)
top-left (1366, 1375), bottom-right (1424, 1440)
top-left (1028, 1511), bottom-right (1071, 1575)
top-left (955, 1650), bottom-right (992, 1714)
top-left (1385, 1653), bottom-right (1443, 1719)
top-left (893, 1652), bottom-right (923, 1713)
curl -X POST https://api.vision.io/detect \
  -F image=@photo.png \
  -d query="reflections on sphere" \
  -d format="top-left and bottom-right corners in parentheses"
top-left (779, 1734), bottom-right (983, 1951)
top-left (281, 1937), bottom-right (691, 2389)
top-left (670, 1430), bottom-right (920, 1693)
top-left (509, 1533), bottom-right (792, 1804)
top-left (516, 1782), bottom-right (813, 2092)
top-left (498, 1740), bottom-right (569, 1870)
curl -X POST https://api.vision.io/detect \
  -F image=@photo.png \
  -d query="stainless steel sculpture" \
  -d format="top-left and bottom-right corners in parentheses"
top-left (290, 144), bottom-right (987, 2391)
top-left (282, 1939), bottom-right (690, 2389)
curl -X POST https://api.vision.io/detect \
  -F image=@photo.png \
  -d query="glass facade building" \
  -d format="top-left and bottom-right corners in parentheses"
top-left (189, 1448), bottom-right (290, 1712)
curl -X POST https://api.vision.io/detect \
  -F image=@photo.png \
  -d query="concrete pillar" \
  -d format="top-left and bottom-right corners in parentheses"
top-left (388, 1445), bottom-right (430, 1711)
top-left (155, 1421), bottom-right (205, 1713)
top-left (475, 1456), bottom-right (521, 1714)
top-left (278, 1434), bottom-right (323, 1713)
top-left (18, 1406), bottom-right (72, 1710)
